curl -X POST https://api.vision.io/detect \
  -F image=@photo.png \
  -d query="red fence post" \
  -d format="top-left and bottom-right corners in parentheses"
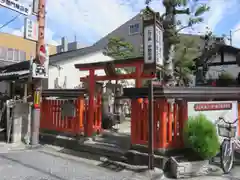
top-left (131, 99), bottom-right (137, 144)
top-left (159, 99), bottom-right (167, 149)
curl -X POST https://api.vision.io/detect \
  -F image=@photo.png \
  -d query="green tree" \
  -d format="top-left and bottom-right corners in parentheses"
top-left (174, 36), bottom-right (199, 86)
top-left (103, 36), bottom-right (134, 59)
top-left (145, 0), bottom-right (210, 86)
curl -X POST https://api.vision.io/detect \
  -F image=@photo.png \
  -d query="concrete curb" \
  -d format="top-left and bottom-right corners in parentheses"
top-left (39, 133), bottom-right (126, 162)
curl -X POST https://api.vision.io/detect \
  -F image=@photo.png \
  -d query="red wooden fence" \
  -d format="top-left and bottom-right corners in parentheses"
top-left (40, 97), bottom-right (84, 135)
top-left (40, 95), bottom-right (102, 136)
top-left (131, 99), bottom-right (187, 149)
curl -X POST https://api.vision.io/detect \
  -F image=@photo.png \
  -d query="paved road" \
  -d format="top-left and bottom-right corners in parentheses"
top-left (2, 146), bottom-right (240, 180)
top-left (0, 147), bottom-right (139, 180)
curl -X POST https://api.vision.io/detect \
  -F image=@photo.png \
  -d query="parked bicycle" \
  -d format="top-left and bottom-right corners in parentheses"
top-left (216, 117), bottom-right (240, 173)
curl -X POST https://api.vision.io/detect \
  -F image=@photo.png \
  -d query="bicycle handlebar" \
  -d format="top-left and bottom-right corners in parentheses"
top-left (217, 117), bottom-right (238, 125)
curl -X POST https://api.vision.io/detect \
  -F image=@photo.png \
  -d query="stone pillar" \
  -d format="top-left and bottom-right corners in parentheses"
top-left (12, 103), bottom-right (29, 144)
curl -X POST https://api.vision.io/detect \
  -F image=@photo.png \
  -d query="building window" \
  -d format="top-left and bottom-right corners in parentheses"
top-left (129, 23), bottom-right (140, 35)
top-left (13, 49), bottom-right (19, 61)
top-left (19, 50), bottom-right (26, 61)
top-left (7, 48), bottom-right (14, 61)
top-left (0, 46), bottom-right (7, 60)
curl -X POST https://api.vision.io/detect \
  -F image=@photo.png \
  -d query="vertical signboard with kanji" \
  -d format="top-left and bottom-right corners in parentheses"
top-left (142, 8), bottom-right (163, 75)
top-left (155, 26), bottom-right (163, 66)
top-left (24, 18), bottom-right (38, 41)
top-left (144, 25), bottom-right (163, 66)
top-left (144, 26), bottom-right (154, 64)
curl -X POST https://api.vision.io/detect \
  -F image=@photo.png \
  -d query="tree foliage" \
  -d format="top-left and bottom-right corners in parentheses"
top-left (184, 114), bottom-right (220, 160)
top-left (174, 36), bottom-right (199, 85)
top-left (104, 37), bottom-right (134, 59)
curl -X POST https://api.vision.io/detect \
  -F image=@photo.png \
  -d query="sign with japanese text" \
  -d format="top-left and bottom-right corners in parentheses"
top-left (155, 26), bottom-right (163, 66)
top-left (188, 101), bottom-right (238, 140)
top-left (143, 25), bottom-right (163, 66)
top-left (144, 25), bottom-right (154, 64)
top-left (194, 103), bottom-right (232, 111)
top-left (24, 18), bottom-right (38, 41)
top-left (0, 0), bottom-right (32, 16)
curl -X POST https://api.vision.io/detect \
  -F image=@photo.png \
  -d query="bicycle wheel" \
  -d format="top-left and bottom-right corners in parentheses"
top-left (220, 139), bottom-right (234, 174)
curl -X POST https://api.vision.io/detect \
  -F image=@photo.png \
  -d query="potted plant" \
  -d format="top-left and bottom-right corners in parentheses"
top-left (171, 114), bottom-right (220, 178)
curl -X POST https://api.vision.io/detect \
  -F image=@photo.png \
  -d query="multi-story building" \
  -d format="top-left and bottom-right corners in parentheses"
top-left (0, 32), bottom-right (57, 66)
top-left (92, 14), bottom-right (143, 56)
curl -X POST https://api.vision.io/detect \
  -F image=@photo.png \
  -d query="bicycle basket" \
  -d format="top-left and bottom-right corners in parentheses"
top-left (217, 124), bottom-right (237, 138)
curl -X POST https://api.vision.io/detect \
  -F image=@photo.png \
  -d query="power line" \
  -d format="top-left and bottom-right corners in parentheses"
top-left (0, 14), bottom-right (21, 31)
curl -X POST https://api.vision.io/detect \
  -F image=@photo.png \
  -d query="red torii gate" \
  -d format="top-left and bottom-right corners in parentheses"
top-left (74, 57), bottom-right (155, 137)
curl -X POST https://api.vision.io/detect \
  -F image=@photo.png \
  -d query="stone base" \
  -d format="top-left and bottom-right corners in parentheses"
top-left (130, 144), bottom-right (186, 156)
top-left (126, 150), bottom-right (169, 169)
top-left (170, 156), bottom-right (209, 179)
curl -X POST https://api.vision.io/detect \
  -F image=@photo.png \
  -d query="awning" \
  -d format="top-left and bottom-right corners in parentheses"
top-left (0, 61), bottom-right (31, 82)
top-left (0, 70), bottom-right (30, 81)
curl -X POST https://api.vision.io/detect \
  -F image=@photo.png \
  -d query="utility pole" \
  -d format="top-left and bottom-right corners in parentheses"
top-left (230, 30), bottom-right (232, 46)
top-left (31, 0), bottom-right (46, 146)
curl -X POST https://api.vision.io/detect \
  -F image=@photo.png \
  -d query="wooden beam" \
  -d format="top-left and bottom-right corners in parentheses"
top-left (80, 73), bottom-right (155, 81)
top-left (76, 59), bottom-right (144, 71)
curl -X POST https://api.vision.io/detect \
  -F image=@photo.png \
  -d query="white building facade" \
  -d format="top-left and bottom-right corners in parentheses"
top-left (48, 50), bottom-right (113, 89)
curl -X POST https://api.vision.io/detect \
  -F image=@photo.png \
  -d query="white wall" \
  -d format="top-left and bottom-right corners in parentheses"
top-left (206, 53), bottom-right (240, 80)
top-left (48, 51), bottom-right (113, 89)
top-left (206, 64), bottom-right (240, 79)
